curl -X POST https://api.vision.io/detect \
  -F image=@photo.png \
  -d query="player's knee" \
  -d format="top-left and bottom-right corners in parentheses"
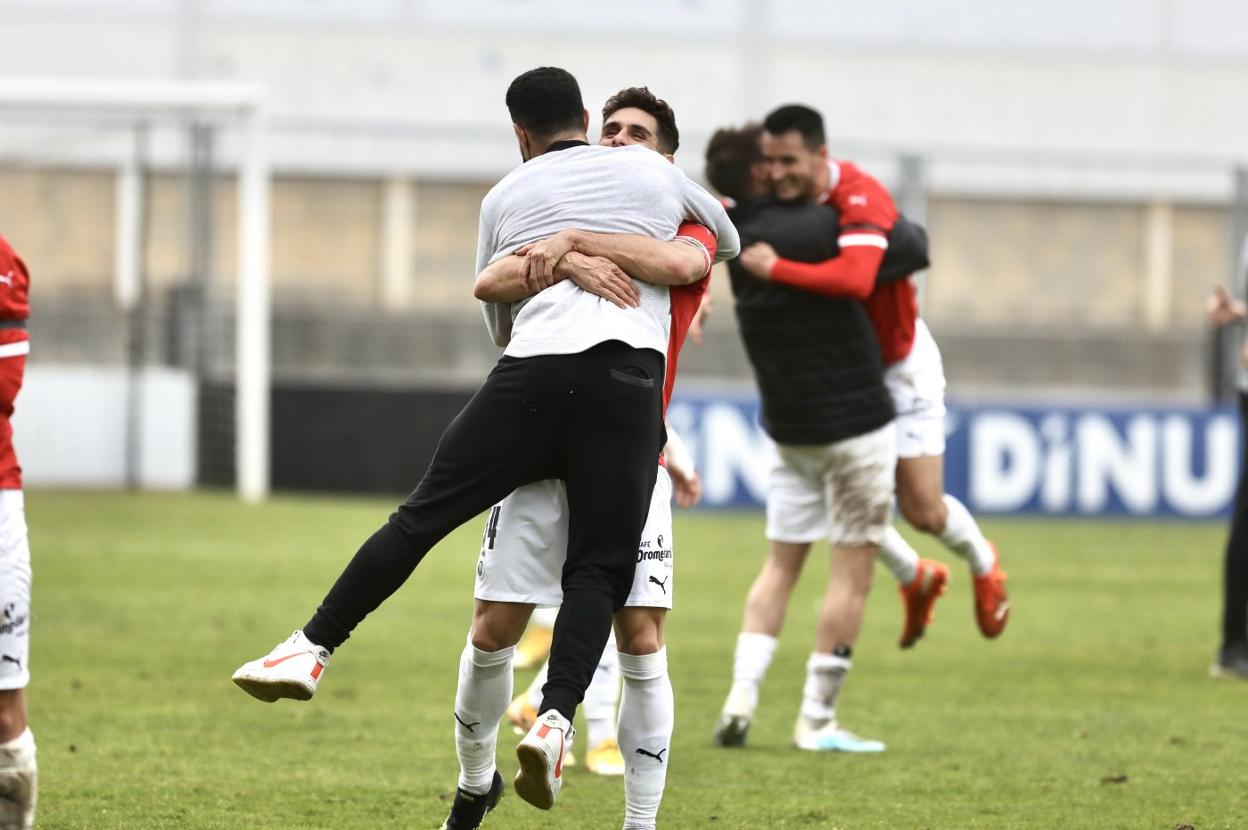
top-left (469, 613), bottom-right (525, 653)
top-left (899, 498), bottom-right (946, 535)
top-left (0, 693), bottom-right (26, 742)
top-left (617, 627), bottom-right (662, 655)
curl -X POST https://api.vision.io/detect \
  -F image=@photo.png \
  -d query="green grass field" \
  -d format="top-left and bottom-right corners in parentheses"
top-left (24, 490), bottom-right (1248, 829)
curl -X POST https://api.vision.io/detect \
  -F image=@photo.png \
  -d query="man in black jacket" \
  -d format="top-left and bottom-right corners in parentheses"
top-left (705, 124), bottom-right (924, 753)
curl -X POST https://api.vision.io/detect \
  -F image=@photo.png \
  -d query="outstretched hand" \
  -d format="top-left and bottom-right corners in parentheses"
top-left (688, 293), bottom-right (713, 345)
top-left (561, 252), bottom-right (641, 309)
top-left (739, 242), bottom-right (778, 279)
top-left (517, 231), bottom-right (578, 290)
top-left (670, 466), bottom-right (703, 508)
top-left (1208, 285), bottom-right (1247, 328)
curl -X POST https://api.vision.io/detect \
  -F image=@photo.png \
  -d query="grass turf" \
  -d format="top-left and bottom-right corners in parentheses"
top-left (24, 490), bottom-right (1248, 829)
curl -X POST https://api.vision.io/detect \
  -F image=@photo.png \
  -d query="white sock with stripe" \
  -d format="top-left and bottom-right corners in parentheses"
top-left (937, 495), bottom-right (996, 576)
top-left (454, 636), bottom-right (514, 794)
top-left (618, 648), bottom-right (673, 830)
top-left (799, 651), bottom-right (852, 725)
top-left (878, 526), bottom-right (920, 585)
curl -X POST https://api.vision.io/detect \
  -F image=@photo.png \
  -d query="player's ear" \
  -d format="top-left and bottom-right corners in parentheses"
top-left (582, 108), bottom-right (590, 132)
top-left (815, 145), bottom-right (828, 162)
top-left (513, 123), bottom-right (531, 160)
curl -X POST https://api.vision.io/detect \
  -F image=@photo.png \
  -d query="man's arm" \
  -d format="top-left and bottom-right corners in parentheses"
top-left (473, 193), bottom-right (516, 347)
top-left (519, 228), bottom-right (711, 288)
top-left (677, 171), bottom-right (741, 262)
top-left (738, 241), bottom-right (884, 301)
top-left (475, 250), bottom-right (642, 308)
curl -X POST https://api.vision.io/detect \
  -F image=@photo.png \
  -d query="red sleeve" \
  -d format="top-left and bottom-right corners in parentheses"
top-left (0, 235), bottom-right (30, 321)
top-left (767, 161), bottom-right (896, 301)
top-left (768, 246), bottom-right (884, 301)
top-left (675, 221), bottom-right (717, 278)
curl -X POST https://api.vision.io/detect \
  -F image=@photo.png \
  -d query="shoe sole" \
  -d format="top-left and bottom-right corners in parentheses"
top-left (586, 761), bottom-right (625, 776)
top-left (514, 743), bottom-right (557, 810)
top-left (1209, 662), bottom-right (1248, 680)
top-left (712, 715), bottom-right (750, 748)
top-left (232, 674), bottom-right (314, 703)
top-left (794, 740), bottom-right (886, 753)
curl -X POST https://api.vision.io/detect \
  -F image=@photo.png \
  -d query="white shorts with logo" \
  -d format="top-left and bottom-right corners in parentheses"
top-left (765, 422), bottom-right (897, 547)
top-left (0, 490), bottom-right (31, 690)
top-left (885, 318), bottom-right (947, 459)
top-left (474, 466), bottom-right (674, 609)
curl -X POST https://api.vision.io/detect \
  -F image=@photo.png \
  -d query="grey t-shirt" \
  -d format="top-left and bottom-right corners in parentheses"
top-left (475, 143), bottom-right (739, 357)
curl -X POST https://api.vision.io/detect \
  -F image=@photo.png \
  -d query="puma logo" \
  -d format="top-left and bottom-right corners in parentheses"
top-left (0, 272), bottom-right (12, 287)
top-left (635, 747), bottom-right (667, 763)
top-left (1, 655), bottom-right (21, 669)
top-left (649, 575), bottom-right (669, 594)
top-left (454, 712), bottom-right (480, 733)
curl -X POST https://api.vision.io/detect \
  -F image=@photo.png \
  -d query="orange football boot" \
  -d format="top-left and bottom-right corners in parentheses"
top-left (898, 559), bottom-right (950, 648)
top-left (973, 543), bottom-right (1010, 638)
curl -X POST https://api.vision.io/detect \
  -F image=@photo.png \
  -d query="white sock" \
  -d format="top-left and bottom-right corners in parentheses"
top-left (0, 727), bottom-right (37, 830)
top-left (799, 652), bottom-right (852, 724)
top-left (937, 495), bottom-right (996, 576)
top-left (530, 606), bottom-right (559, 629)
top-left (878, 526), bottom-right (920, 585)
top-left (584, 630), bottom-right (620, 748)
top-left (526, 660), bottom-right (548, 710)
top-left (726, 632), bottom-right (778, 716)
top-left (618, 649), bottom-right (673, 830)
top-left (454, 637), bottom-right (514, 794)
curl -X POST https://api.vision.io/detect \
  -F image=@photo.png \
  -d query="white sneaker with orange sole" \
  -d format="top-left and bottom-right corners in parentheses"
top-left (514, 711), bottom-right (574, 810)
top-left (232, 630), bottom-right (329, 702)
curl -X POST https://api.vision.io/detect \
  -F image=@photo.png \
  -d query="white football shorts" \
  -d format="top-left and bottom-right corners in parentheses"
top-left (885, 318), bottom-right (948, 459)
top-left (0, 490), bottom-right (31, 690)
top-left (474, 466), bottom-right (674, 609)
top-left (765, 422), bottom-right (897, 547)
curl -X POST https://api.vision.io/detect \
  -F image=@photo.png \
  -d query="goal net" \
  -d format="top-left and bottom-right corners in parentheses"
top-left (0, 80), bottom-right (271, 501)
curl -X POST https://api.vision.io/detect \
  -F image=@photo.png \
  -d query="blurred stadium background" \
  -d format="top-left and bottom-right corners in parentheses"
top-left (3, 3), bottom-right (1248, 827)
top-left (2, 0), bottom-right (1246, 513)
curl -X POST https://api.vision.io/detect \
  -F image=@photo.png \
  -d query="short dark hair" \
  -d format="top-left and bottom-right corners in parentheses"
top-left (505, 67), bottom-right (585, 141)
top-left (601, 86), bottom-right (679, 155)
top-left (704, 123), bottom-right (763, 203)
top-left (763, 104), bottom-right (825, 150)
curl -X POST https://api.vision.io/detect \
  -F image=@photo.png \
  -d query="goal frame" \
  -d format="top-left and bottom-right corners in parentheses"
top-left (0, 79), bottom-right (271, 501)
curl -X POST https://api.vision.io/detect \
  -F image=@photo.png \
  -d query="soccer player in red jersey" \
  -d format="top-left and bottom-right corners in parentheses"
top-left (0, 233), bottom-right (36, 830)
top-left (736, 105), bottom-right (1009, 648)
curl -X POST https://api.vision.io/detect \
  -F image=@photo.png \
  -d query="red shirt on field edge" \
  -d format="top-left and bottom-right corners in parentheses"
top-left (0, 233), bottom-right (29, 489)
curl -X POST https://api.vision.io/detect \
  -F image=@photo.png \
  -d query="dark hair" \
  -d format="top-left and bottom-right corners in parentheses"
top-left (704, 123), bottom-right (763, 203)
top-left (763, 104), bottom-right (825, 150)
top-left (601, 86), bottom-right (680, 155)
top-left (505, 67), bottom-right (585, 141)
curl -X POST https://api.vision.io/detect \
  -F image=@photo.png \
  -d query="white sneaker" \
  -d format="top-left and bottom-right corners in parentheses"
top-left (514, 710), bottom-right (574, 810)
top-left (232, 630), bottom-right (329, 702)
top-left (712, 683), bottom-right (755, 748)
top-left (793, 717), bottom-right (885, 753)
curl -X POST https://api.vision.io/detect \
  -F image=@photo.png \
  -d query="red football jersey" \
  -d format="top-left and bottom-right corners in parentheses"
top-left (824, 160), bottom-right (917, 365)
top-left (0, 233), bottom-right (29, 489)
top-left (768, 160), bottom-right (919, 366)
top-left (664, 222), bottom-right (717, 413)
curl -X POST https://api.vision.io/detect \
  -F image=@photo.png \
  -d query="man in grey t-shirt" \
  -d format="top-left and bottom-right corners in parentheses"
top-left (233, 67), bottom-right (735, 819)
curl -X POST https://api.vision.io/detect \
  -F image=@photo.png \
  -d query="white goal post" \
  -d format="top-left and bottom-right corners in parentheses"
top-left (0, 79), bottom-right (271, 502)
